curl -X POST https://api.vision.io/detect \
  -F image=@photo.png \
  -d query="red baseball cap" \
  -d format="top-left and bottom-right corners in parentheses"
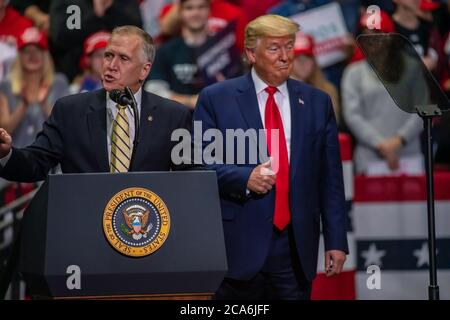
top-left (17, 27), bottom-right (48, 51)
top-left (294, 33), bottom-right (315, 57)
top-left (359, 10), bottom-right (395, 33)
top-left (420, 0), bottom-right (441, 11)
top-left (80, 31), bottom-right (111, 70)
top-left (83, 31), bottom-right (111, 57)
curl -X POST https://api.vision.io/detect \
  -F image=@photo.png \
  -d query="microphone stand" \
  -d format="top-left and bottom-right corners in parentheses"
top-left (417, 104), bottom-right (441, 300)
top-left (124, 87), bottom-right (140, 170)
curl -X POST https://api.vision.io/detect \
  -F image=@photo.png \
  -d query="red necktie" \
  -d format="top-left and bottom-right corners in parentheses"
top-left (264, 86), bottom-right (291, 230)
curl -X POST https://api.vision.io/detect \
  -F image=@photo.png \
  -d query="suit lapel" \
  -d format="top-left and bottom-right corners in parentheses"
top-left (288, 79), bottom-right (307, 181)
top-left (129, 91), bottom-right (158, 171)
top-left (86, 89), bottom-right (109, 172)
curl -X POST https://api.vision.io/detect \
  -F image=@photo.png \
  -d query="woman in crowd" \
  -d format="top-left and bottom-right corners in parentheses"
top-left (0, 27), bottom-right (68, 148)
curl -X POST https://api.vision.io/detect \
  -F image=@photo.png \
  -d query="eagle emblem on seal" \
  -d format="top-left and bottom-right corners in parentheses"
top-left (122, 205), bottom-right (153, 240)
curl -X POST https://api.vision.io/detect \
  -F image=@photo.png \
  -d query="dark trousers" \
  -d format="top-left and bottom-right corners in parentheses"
top-left (215, 225), bottom-right (311, 300)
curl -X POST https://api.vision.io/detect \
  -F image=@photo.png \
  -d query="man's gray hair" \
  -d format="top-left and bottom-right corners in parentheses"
top-left (111, 25), bottom-right (156, 63)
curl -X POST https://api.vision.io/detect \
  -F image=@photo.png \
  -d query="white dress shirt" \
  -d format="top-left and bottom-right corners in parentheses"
top-left (251, 68), bottom-right (291, 161)
top-left (0, 88), bottom-right (143, 167)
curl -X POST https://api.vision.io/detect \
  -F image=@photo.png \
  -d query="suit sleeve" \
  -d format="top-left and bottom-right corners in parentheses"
top-left (193, 88), bottom-right (253, 200)
top-left (320, 95), bottom-right (349, 254)
top-left (0, 100), bottom-right (64, 182)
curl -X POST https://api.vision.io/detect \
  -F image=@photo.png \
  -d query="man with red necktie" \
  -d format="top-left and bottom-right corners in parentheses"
top-left (194, 14), bottom-right (348, 299)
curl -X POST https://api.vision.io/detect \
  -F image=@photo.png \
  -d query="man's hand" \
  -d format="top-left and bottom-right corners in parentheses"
top-left (325, 250), bottom-right (346, 277)
top-left (0, 128), bottom-right (12, 159)
top-left (247, 159), bottom-right (276, 194)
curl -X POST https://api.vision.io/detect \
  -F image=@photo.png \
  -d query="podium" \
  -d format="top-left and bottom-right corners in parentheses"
top-left (19, 171), bottom-right (228, 299)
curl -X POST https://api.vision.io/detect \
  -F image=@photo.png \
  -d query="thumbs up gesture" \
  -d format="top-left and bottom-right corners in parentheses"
top-left (246, 158), bottom-right (277, 194)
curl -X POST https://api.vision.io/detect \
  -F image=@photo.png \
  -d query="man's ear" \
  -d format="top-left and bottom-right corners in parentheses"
top-left (245, 48), bottom-right (256, 64)
top-left (140, 62), bottom-right (152, 82)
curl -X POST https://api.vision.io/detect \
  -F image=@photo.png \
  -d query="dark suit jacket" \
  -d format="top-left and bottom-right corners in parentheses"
top-left (193, 73), bottom-right (349, 281)
top-left (0, 89), bottom-right (192, 182)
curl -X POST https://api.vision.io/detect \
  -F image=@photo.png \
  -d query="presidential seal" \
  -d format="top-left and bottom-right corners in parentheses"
top-left (103, 187), bottom-right (170, 257)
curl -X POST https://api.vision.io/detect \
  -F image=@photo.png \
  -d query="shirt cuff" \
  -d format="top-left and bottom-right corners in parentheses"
top-left (0, 149), bottom-right (12, 167)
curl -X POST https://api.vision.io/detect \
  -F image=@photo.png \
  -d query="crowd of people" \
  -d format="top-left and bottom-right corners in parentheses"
top-left (1, 0), bottom-right (450, 176)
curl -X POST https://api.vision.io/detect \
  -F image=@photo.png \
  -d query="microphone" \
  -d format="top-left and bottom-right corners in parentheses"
top-left (109, 89), bottom-right (133, 106)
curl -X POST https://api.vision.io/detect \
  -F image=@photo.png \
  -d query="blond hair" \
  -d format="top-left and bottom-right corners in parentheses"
top-left (9, 50), bottom-right (55, 96)
top-left (244, 14), bottom-right (299, 49)
top-left (111, 25), bottom-right (155, 63)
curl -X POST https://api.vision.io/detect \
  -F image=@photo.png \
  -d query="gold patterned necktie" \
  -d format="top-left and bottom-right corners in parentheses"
top-left (110, 104), bottom-right (131, 173)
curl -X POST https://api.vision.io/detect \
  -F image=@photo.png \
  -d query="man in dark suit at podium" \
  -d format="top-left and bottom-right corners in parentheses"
top-left (194, 15), bottom-right (348, 299)
top-left (0, 25), bottom-right (191, 181)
